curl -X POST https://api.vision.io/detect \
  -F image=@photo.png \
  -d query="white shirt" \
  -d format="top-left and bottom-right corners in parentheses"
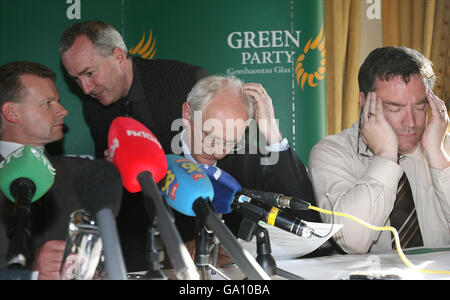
top-left (0, 141), bottom-right (45, 158)
top-left (308, 121), bottom-right (450, 253)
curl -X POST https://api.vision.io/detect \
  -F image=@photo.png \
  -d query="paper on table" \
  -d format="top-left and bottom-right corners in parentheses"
top-left (239, 221), bottom-right (343, 260)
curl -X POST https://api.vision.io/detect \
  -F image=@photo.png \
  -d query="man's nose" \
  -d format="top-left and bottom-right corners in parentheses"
top-left (79, 78), bottom-right (95, 95)
top-left (402, 107), bottom-right (416, 128)
top-left (211, 145), bottom-right (227, 158)
top-left (56, 102), bottom-right (69, 118)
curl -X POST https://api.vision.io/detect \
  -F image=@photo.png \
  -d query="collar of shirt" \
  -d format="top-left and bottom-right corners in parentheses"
top-left (127, 58), bottom-right (145, 105)
top-left (117, 58), bottom-right (145, 117)
top-left (0, 141), bottom-right (45, 158)
top-left (179, 129), bottom-right (217, 167)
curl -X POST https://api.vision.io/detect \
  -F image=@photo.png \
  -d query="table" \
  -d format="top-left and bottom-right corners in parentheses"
top-left (274, 247), bottom-right (450, 280)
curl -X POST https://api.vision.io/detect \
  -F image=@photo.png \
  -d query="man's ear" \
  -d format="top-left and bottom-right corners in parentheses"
top-left (1, 102), bottom-right (19, 123)
top-left (112, 47), bottom-right (128, 67)
top-left (181, 102), bottom-right (192, 127)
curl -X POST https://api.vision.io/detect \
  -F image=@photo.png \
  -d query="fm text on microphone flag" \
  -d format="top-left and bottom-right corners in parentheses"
top-left (160, 155), bottom-right (214, 216)
top-left (108, 116), bottom-right (167, 192)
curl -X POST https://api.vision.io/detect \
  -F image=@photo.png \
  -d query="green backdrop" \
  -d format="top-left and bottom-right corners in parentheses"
top-left (0, 0), bottom-right (326, 163)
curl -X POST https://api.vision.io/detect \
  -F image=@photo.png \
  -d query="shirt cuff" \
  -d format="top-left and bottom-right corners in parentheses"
top-left (265, 138), bottom-right (290, 152)
top-left (364, 156), bottom-right (403, 191)
top-left (430, 164), bottom-right (450, 186)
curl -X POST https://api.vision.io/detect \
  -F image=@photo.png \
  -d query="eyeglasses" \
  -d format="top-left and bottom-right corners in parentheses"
top-left (192, 120), bottom-right (244, 153)
top-left (356, 107), bottom-right (404, 162)
top-left (201, 131), bottom-right (244, 152)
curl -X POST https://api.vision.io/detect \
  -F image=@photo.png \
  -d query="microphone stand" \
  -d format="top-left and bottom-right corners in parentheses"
top-left (0, 179), bottom-right (34, 280)
top-left (194, 219), bottom-right (211, 280)
top-left (236, 206), bottom-right (304, 280)
top-left (192, 198), bottom-right (270, 280)
top-left (144, 212), bottom-right (168, 280)
top-left (138, 171), bottom-right (199, 280)
top-left (193, 219), bottom-right (233, 280)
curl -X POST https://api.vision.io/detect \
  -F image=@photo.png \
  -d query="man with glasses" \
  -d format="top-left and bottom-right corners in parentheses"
top-left (178, 75), bottom-right (320, 234)
top-left (308, 47), bottom-right (450, 254)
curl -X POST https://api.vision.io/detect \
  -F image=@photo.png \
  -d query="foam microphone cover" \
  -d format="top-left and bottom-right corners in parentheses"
top-left (0, 145), bottom-right (55, 203)
top-left (160, 155), bottom-right (214, 216)
top-left (108, 117), bottom-right (167, 193)
top-left (74, 159), bottom-right (123, 217)
top-left (199, 164), bottom-right (241, 214)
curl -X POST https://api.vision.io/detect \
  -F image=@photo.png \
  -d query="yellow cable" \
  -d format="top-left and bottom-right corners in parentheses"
top-left (309, 205), bottom-right (450, 275)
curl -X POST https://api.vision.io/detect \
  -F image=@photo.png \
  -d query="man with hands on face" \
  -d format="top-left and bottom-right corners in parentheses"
top-left (308, 47), bottom-right (450, 254)
top-left (179, 75), bottom-right (319, 236)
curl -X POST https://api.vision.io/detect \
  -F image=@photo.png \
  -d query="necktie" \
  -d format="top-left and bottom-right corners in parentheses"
top-left (389, 172), bottom-right (423, 249)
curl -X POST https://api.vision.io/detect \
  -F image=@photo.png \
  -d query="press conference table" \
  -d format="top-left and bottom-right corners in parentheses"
top-left (208, 246), bottom-right (450, 280)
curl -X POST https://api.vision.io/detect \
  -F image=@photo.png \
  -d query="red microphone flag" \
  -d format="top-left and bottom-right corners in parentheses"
top-left (108, 117), bottom-right (168, 193)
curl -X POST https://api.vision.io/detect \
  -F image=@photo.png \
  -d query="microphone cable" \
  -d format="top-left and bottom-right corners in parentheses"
top-left (308, 203), bottom-right (450, 275)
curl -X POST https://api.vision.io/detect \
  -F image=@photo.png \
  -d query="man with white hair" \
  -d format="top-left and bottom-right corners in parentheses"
top-left (178, 75), bottom-right (320, 234)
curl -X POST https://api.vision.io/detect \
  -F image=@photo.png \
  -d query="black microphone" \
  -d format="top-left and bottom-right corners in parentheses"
top-left (238, 188), bottom-right (310, 211)
top-left (199, 164), bottom-right (315, 239)
top-left (6, 179), bottom-right (35, 269)
top-left (233, 201), bottom-right (314, 240)
top-left (160, 155), bottom-right (270, 280)
top-left (75, 159), bottom-right (127, 280)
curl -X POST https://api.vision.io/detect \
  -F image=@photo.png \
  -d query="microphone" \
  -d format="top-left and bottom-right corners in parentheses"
top-left (75, 159), bottom-right (127, 280)
top-left (108, 116), bottom-right (167, 193)
top-left (0, 145), bottom-right (55, 204)
top-left (199, 164), bottom-right (315, 239)
top-left (107, 117), bottom-right (199, 280)
top-left (239, 188), bottom-right (310, 211)
top-left (161, 155), bottom-right (270, 280)
top-left (0, 145), bottom-right (55, 269)
top-left (198, 164), bottom-right (240, 215)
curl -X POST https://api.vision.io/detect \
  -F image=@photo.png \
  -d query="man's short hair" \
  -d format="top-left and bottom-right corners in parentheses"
top-left (0, 61), bottom-right (56, 133)
top-left (59, 20), bottom-right (128, 57)
top-left (187, 75), bottom-right (255, 119)
top-left (358, 46), bottom-right (435, 97)
top-left (0, 61), bottom-right (56, 106)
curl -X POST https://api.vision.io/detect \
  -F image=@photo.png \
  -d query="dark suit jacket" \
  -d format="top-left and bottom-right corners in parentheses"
top-left (171, 131), bottom-right (320, 234)
top-left (216, 139), bottom-right (321, 234)
top-left (81, 57), bottom-right (209, 272)
top-left (0, 155), bottom-right (86, 269)
top-left (83, 57), bottom-right (209, 157)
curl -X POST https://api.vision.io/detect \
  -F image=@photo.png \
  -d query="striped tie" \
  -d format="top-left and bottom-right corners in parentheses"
top-left (390, 172), bottom-right (423, 249)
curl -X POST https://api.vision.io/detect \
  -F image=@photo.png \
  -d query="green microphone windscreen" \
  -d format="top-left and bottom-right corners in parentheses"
top-left (0, 145), bottom-right (55, 203)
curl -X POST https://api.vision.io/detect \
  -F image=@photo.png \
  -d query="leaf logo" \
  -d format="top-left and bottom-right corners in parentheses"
top-left (295, 25), bottom-right (326, 91)
top-left (128, 30), bottom-right (157, 60)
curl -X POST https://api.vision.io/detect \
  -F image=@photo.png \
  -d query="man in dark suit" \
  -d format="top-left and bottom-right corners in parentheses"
top-left (59, 20), bottom-right (208, 157)
top-left (59, 21), bottom-right (209, 272)
top-left (0, 61), bottom-right (86, 279)
top-left (178, 75), bottom-right (320, 234)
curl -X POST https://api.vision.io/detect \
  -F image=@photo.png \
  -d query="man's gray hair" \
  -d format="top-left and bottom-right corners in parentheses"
top-left (186, 75), bottom-right (255, 119)
top-left (59, 20), bottom-right (127, 57)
